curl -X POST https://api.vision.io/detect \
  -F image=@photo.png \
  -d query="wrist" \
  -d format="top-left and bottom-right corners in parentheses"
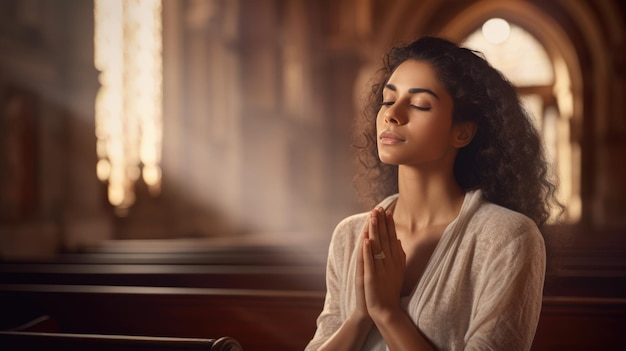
top-left (370, 305), bottom-right (404, 326)
top-left (348, 310), bottom-right (374, 329)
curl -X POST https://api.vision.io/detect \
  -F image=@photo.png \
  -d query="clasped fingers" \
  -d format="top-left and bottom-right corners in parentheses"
top-left (368, 208), bottom-right (401, 261)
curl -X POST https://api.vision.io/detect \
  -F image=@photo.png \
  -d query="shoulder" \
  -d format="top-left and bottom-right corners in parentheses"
top-left (327, 212), bottom-right (368, 260)
top-left (466, 200), bottom-right (545, 252)
top-left (333, 212), bottom-right (369, 238)
top-left (472, 201), bottom-right (537, 230)
top-left (461, 200), bottom-right (546, 287)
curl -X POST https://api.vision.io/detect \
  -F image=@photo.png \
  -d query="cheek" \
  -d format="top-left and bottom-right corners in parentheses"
top-left (407, 119), bottom-right (444, 137)
top-left (407, 120), bottom-right (454, 150)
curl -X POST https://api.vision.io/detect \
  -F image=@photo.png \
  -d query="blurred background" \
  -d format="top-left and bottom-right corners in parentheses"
top-left (0, 0), bottom-right (624, 265)
top-left (0, 1), bottom-right (625, 350)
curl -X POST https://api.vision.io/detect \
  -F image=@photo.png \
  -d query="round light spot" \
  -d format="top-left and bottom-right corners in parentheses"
top-left (482, 18), bottom-right (511, 44)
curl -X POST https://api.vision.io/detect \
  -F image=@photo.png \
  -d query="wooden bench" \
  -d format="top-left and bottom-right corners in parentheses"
top-left (0, 284), bottom-right (325, 351)
top-left (532, 296), bottom-right (626, 351)
top-left (2, 237), bottom-right (625, 350)
top-left (0, 243), bottom-right (328, 293)
top-left (0, 262), bottom-right (326, 291)
top-left (2, 283), bottom-right (626, 350)
top-left (0, 331), bottom-right (242, 351)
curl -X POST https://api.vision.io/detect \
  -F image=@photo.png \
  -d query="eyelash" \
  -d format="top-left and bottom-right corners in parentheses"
top-left (381, 101), bottom-right (431, 111)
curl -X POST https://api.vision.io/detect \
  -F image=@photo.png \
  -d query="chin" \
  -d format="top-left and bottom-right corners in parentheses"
top-left (378, 155), bottom-right (402, 166)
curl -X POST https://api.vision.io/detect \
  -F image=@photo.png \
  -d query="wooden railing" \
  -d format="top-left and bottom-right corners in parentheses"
top-left (0, 331), bottom-right (242, 351)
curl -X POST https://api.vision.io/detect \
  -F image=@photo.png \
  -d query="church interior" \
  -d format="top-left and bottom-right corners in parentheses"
top-left (0, 0), bottom-right (625, 349)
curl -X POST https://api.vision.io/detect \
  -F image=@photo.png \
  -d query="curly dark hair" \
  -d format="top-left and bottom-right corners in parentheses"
top-left (353, 36), bottom-right (561, 227)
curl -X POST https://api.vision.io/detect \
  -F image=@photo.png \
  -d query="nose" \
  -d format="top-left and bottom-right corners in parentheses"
top-left (385, 114), bottom-right (400, 125)
top-left (384, 104), bottom-right (407, 125)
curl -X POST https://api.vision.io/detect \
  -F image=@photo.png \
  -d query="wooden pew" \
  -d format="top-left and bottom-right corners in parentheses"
top-left (532, 296), bottom-right (626, 351)
top-left (0, 244), bottom-right (328, 350)
top-left (3, 283), bottom-right (626, 350)
top-left (2, 237), bottom-right (625, 350)
top-left (0, 331), bottom-right (242, 351)
top-left (0, 243), bottom-right (327, 293)
top-left (0, 262), bottom-right (326, 291)
top-left (0, 284), bottom-right (325, 351)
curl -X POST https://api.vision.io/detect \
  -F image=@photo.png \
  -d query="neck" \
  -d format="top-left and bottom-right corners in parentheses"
top-left (393, 165), bottom-right (465, 233)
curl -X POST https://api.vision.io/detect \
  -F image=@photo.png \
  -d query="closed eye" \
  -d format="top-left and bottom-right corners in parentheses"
top-left (381, 101), bottom-right (431, 111)
top-left (411, 105), bottom-right (431, 111)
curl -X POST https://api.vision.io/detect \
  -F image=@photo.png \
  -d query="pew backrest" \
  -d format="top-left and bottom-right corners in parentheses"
top-left (0, 331), bottom-right (243, 351)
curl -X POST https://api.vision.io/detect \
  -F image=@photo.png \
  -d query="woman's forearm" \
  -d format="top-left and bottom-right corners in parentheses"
top-left (374, 308), bottom-right (436, 351)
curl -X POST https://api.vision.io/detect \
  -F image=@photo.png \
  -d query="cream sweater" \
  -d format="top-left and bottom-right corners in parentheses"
top-left (306, 190), bottom-right (546, 351)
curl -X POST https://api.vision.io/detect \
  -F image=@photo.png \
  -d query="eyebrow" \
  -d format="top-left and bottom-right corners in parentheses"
top-left (385, 84), bottom-right (439, 100)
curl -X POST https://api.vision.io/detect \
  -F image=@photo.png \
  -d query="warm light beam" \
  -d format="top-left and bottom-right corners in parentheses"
top-left (94, 0), bottom-right (163, 214)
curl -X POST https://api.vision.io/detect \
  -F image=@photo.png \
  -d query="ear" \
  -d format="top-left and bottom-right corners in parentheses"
top-left (452, 122), bottom-right (477, 148)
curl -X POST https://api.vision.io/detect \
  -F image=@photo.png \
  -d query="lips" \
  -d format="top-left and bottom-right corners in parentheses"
top-left (379, 130), bottom-right (405, 144)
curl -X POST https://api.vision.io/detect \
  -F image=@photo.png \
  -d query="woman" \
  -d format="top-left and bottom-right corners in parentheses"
top-left (305, 36), bottom-right (560, 351)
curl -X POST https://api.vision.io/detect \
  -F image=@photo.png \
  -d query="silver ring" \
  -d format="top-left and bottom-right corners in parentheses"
top-left (373, 251), bottom-right (386, 260)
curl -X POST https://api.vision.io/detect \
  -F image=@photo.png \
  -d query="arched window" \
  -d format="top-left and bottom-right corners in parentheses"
top-left (463, 19), bottom-right (580, 223)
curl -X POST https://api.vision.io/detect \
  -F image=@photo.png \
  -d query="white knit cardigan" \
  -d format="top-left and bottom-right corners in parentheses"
top-left (306, 190), bottom-right (546, 351)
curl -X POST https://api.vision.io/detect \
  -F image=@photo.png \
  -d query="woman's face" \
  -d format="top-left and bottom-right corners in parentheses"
top-left (376, 59), bottom-right (462, 169)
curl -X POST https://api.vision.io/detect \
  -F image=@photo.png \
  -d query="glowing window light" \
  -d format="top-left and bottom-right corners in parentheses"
top-left (481, 18), bottom-right (511, 45)
top-left (464, 23), bottom-right (554, 87)
top-left (94, 0), bottom-right (162, 213)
